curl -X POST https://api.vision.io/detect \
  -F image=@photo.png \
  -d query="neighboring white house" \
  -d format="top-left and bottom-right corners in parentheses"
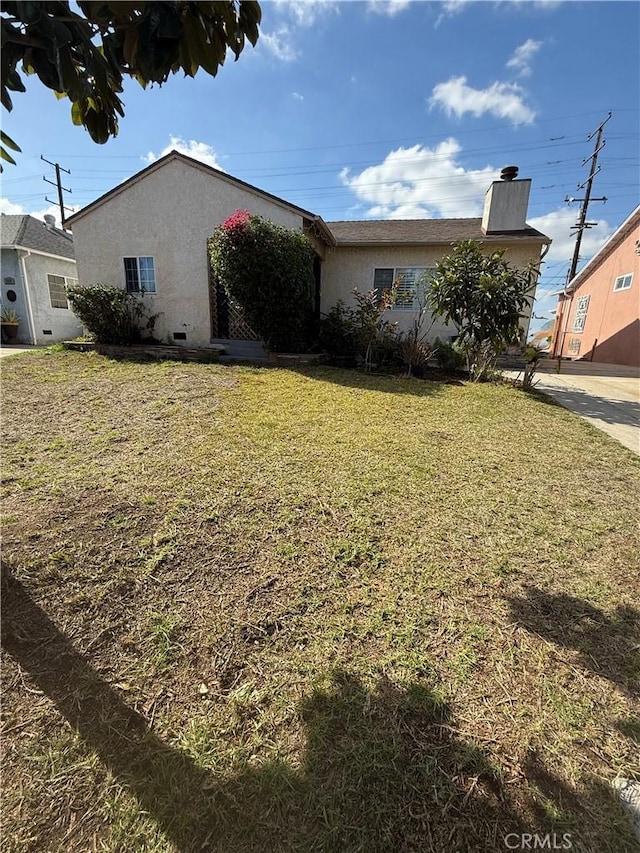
top-left (66, 152), bottom-right (551, 352)
top-left (1, 214), bottom-right (83, 345)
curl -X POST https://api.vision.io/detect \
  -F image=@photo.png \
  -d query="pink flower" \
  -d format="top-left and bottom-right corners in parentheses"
top-left (222, 209), bottom-right (251, 233)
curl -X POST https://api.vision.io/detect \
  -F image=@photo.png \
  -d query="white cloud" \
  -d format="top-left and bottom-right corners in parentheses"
top-left (506, 38), bottom-right (543, 77)
top-left (260, 1), bottom-right (340, 61)
top-left (292, 91), bottom-right (304, 100)
top-left (340, 138), bottom-right (496, 219)
top-left (271, 0), bottom-right (340, 27)
top-left (0, 198), bottom-right (27, 216)
top-left (260, 27), bottom-right (298, 62)
top-left (437, 1), bottom-right (558, 29)
top-left (429, 75), bottom-right (536, 125)
top-left (368, 0), bottom-right (412, 17)
top-left (0, 198), bottom-right (78, 226)
top-left (496, 0), bottom-right (562, 10)
top-left (435, 0), bottom-right (470, 27)
top-left (144, 136), bottom-right (224, 170)
top-left (529, 207), bottom-right (613, 266)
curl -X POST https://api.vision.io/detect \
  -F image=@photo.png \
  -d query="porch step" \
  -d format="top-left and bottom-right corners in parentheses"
top-left (211, 338), bottom-right (269, 362)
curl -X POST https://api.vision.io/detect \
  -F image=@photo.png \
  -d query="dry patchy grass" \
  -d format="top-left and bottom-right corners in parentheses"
top-left (1, 350), bottom-right (639, 852)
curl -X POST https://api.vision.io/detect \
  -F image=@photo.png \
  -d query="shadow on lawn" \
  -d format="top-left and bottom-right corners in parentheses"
top-left (2, 567), bottom-right (633, 852)
top-left (298, 365), bottom-right (455, 396)
top-left (506, 587), bottom-right (640, 696)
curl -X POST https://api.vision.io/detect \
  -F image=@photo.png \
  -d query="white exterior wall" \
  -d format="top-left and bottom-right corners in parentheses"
top-left (70, 158), bottom-right (306, 347)
top-left (321, 242), bottom-right (543, 342)
top-left (24, 252), bottom-right (83, 344)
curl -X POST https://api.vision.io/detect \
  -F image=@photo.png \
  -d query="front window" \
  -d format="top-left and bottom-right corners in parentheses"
top-left (47, 274), bottom-right (77, 309)
top-left (613, 273), bottom-right (633, 292)
top-left (373, 267), bottom-right (434, 311)
top-left (124, 256), bottom-right (156, 293)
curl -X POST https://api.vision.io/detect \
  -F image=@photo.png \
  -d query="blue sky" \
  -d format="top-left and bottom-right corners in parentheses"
top-left (2, 0), bottom-right (639, 334)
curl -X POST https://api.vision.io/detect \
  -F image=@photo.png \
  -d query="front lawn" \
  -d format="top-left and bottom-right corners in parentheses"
top-left (1, 351), bottom-right (639, 852)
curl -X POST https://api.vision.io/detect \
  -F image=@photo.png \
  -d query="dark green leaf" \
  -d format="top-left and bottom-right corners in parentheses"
top-left (1, 129), bottom-right (21, 152)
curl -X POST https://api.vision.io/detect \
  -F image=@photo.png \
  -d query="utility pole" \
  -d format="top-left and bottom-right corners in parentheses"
top-left (42, 156), bottom-right (73, 230)
top-left (564, 111), bottom-right (611, 284)
top-left (551, 113), bottom-right (611, 358)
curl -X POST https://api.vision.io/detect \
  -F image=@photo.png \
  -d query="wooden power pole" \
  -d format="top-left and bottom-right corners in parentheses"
top-left (42, 156), bottom-right (73, 230)
top-left (565, 112), bottom-right (611, 284)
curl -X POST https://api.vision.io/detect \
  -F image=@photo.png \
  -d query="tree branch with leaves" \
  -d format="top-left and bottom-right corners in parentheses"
top-left (1, 1), bottom-right (261, 168)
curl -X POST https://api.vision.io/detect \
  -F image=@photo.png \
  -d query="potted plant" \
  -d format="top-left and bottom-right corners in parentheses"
top-left (1, 307), bottom-right (20, 342)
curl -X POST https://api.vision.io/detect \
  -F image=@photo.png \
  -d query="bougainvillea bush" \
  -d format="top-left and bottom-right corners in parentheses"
top-left (209, 210), bottom-right (316, 352)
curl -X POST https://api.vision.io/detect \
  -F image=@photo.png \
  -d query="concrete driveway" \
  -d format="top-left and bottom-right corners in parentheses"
top-left (526, 364), bottom-right (640, 455)
top-left (0, 345), bottom-right (40, 358)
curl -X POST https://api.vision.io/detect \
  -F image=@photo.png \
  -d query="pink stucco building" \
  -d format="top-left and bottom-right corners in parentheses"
top-left (551, 206), bottom-right (639, 366)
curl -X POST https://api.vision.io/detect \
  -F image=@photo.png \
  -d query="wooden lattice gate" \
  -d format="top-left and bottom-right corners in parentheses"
top-left (208, 244), bottom-right (260, 341)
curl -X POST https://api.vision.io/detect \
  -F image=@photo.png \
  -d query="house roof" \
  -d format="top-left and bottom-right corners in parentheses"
top-left (65, 150), bottom-right (336, 246)
top-left (566, 204), bottom-right (640, 293)
top-left (326, 218), bottom-right (550, 246)
top-left (0, 214), bottom-right (75, 259)
top-left (63, 151), bottom-right (552, 251)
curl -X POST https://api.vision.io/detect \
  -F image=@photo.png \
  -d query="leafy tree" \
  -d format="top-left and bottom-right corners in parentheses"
top-left (209, 210), bottom-right (316, 353)
top-left (0, 1), bottom-right (261, 167)
top-left (429, 240), bottom-right (539, 380)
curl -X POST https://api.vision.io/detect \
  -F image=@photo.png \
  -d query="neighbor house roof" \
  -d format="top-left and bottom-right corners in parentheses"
top-left (0, 214), bottom-right (75, 259)
top-left (65, 150), bottom-right (336, 247)
top-left (326, 218), bottom-right (550, 246)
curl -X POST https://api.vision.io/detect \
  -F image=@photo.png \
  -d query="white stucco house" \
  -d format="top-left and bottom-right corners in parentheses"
top-left (66, 152), bottom-right (551, 354)
top-left (1, 214), bottom-right (83, 345)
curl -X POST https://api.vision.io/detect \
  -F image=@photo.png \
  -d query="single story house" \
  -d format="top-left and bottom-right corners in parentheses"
top-left (550, 205), bottom-right (639, 366)
top-left (66, 152), bottom-right (551, 354)
top-left (1, 214), bottom-right (83, 345)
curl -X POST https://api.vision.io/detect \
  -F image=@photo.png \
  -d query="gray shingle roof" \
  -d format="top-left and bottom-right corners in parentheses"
top-left (0, 214), bottom-right (75, 259)
top-left (326, 218), bottom-right (549, 246)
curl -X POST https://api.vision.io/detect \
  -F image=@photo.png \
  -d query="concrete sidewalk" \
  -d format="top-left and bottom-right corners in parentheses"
top-left (509, 365), bottom-right (640, 455)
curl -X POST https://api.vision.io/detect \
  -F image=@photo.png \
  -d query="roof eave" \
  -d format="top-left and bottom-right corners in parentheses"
top-left (6, 243), bottom-right (76, 261)
top-left (334, 235), bottom-right (551, 249)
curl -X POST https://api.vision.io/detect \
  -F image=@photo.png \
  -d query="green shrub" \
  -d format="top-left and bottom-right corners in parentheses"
top-left (320, 288), bottom-right (399, 370)
top-left (209, 211), bottom-right (316, 353)
top-left (66, 284), bottom-right (157, 344)
top-left (397, 331), bottom-right (432, 377)
top-left (319, 300), bottom-right (360, 365)
top-left (433, 337), bottom-right (466, 373)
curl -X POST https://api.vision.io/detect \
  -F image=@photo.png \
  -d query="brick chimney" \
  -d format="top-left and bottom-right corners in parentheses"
top-left (481, 166), bottom-right (531, 233)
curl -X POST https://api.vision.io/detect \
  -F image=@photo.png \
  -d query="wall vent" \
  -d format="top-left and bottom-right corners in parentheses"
top-left (173, 332), bottom-right (187, 340)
